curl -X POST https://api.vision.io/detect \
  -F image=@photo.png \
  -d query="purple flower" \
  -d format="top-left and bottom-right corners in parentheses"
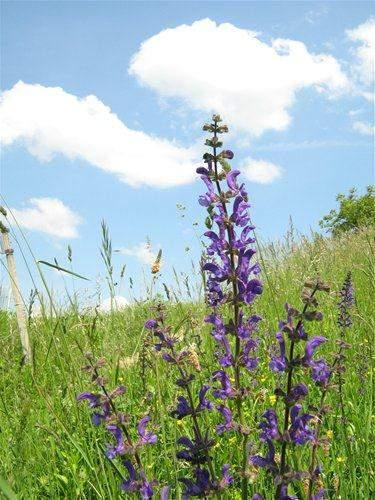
top-left (217, 335), bottom-right (234, 367)
top-left (121, 460), bottom-right (138, 492)
top-left (219, 464), bottom-right (234, 489)
top-left (106, 425), bottom-right (127, 458)
top-left (76, 392), bottom-right (112, 426)
top-left (137, 416), bottom-right (157, 446)
top-left (91, 401), bottom-right (110, 426)
top-left (180, 468), bottom-right (214, 499)
top-left (287, 383), bottom-right (308, 404)
top-left (259, 409), bottom-right (280, 441)
top-left (289, 405), bottom-right (314, 445)
top-left (302, 336), bottom-right (330, 384)
top-left (269, 332), bottom-right (287, 372)
top-left (231, 196), bottom-right (251, 227)
top-left (176, 436), bottom-right (214, 465)
top-left (139, 477), bottom-right (154, 500)
top-left (121, 461), bottom-right (154, 499)
top-left (226, 169), bottom-right (240, 191)
top-left (216, 405), bottom-right (234, 434)
top-left (240, 338), bottom-right (259, 371)
top-left (171, 396), bottom-right (193, 419)
top-left (237, 313), bottom-right (262, 339)
top-left (76, 391), bottom-right (101, 408)
top-left (212, 370), bottom-right (236, 399)
top-left (221, 149), bottom-right (234, 159)
top-left (303, 336), bottom-right (327, 363)
top-left (204, 230), bottom-right (227, 255)
top-left (310, 489), bottom-right (327, 500)
top-left (310, 359), bottom-right (331, 385)
top-left (161, 352), bottom-right (175, 363)
top-left (198, 173), bottom-right (218, 207)
top-left (250, 439), bottom-right (278, 473)
top-left (279, 484), bottom-right (297, 500)
top-left (144, 319), bottom-right (158, 329)
top-left (197, 385), bottom-right (214, 412)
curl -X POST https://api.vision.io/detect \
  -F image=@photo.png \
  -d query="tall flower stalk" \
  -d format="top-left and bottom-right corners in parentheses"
top-left (198, 115), bottom-right (263, 498)
top-left (250, 279), bottom-right (331, 499)
top-left (77, 353), bottom-right (159, 498)
top-left (145, 304), bottom-right (232, 498)
top-left (307, 272), bottom-right (354, 498)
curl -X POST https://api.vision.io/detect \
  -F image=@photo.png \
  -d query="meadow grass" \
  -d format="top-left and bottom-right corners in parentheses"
top-left (0, 228), bottom-right (374, 499)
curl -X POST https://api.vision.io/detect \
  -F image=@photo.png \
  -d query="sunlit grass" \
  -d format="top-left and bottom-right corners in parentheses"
top-left (0, 228), bottom-right (374, 499)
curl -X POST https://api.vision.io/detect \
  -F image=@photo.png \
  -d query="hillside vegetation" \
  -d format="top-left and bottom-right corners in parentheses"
top-left (0, 228), bottom-right (374, 499)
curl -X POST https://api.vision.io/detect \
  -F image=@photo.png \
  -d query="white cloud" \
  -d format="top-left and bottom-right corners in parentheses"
top-left (99, 296), bottom-right (129, 313)
top-left (129, 18), bottom-right (348, 137)
top-left (10, 197), bottom-right (83, 238)
top-left (0, 81), bottom-right (197, 188)
top-left (242, 158), bottom-right (283, 184)
top-left (352, 121), bottom-right (374, 136)
top-left (347, 18), bottom-right (375, 87)
top-left (118, 242), bottom-right (157, 266)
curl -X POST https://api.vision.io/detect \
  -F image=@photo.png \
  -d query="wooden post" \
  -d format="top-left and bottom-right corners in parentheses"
top-left (0, 212), bottom-right (31, 364)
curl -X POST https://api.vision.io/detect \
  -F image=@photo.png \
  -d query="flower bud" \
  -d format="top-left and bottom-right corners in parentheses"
top-left (220, 150), bottom-right (234, 160)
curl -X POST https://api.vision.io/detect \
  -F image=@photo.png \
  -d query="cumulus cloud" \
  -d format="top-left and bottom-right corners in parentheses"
top-left (347, 18), bottom-right (375, 87)
top-left (0, 81), bottom-right (197, 188)
top-left (129, 18), bottom-right (349, 137)
top-left (242, 158), bottom-right (283, 184)
top-left (10, 197), bottom-right (83, 238)
top-left (99, 295), bottom-right (129, 313)
top-left (352, 121), bottom-right (374, 136)
top-left (118, 242), bottom-right (158, 266)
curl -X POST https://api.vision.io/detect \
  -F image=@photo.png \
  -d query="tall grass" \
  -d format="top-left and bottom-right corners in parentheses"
top-left (0, 227), bottom-right (373, 499)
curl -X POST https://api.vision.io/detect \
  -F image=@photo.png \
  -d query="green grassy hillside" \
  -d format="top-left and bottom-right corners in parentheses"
top-left (0, 228), bottom-right (374, 499)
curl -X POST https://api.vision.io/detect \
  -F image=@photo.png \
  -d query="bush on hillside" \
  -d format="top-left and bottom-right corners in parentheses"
top-left (320, 185), bottom-right (375, 235)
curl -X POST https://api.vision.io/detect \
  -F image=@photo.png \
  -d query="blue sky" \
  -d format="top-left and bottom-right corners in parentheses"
top-left (1, 1), bottom-right (374, 305)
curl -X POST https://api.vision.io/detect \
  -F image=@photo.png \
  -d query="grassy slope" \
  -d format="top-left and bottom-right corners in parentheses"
top-left (0, 229), bottom-right (374, 499)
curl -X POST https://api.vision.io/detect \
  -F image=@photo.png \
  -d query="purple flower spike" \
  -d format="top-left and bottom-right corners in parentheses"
top-left (137, 416), bottom-right (157, 446)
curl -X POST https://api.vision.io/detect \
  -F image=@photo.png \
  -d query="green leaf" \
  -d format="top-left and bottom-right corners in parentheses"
top-left (0, 476), bottom-right (17, 500)
top-left (37, 260), bottom-right (89, 281)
